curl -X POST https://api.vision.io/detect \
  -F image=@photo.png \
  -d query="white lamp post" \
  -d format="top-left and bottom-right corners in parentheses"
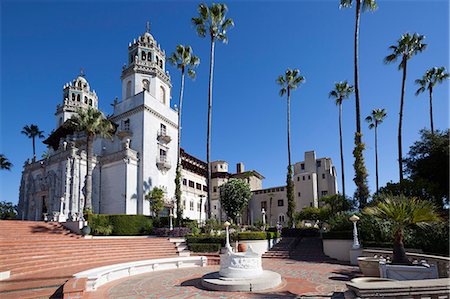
top-left (224, 221), bottom-right (232, 252)
top-left (261, 208), bottom-right (266, 231)
top-left (349, 214), bottom-right (360, 249)
top-left (169, 208), bottom-right (174, 231)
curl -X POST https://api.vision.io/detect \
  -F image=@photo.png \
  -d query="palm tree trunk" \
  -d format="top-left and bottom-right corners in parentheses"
top-left (339, 103), bottom-right (346, 198)
top-left (85, 134), bottom-right (93, 211)
top-left (206, 38), bottom-right (215, 220)
top-left (392, 227), bottom-right (410, 264)
top-left (32, 136), bottom-right (36, 161)
top-left (354, 0), bottom-right (362, 140)
top-left (375, 123), bottom-right (379, 192)
top-left (287, 88), bottom-right (292, 167)
top-left (398, 57), bottom-right (407, 182)
top-left (429, 87), bottom-right (434, 134)
top-left (175, 68), bottom-right (185, 224)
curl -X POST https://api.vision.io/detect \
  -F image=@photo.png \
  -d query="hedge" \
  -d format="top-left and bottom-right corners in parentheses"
top-left (282, 227), bottom-right (319, 238)
top-left (186, 235), bottom-right (226, 246)
top-left (237, 232), bottom-right (267, 240)
top-left (88, 214), bottom-right (153, 236)
top-left (152, 227), bottom-right (191, 237)
top-left (322, 230), bottom-right (353, 240)
top-left (188, 243), bottom-right (221, 253)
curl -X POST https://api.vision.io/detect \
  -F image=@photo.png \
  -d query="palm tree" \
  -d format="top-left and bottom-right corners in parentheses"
top-left (21, 124), bottom-right (44, 161)
top-left (67, 107), bottom-right (114, 211)
top-left (192, 3), bottom-right (234, 220)
top-left (340, 0), bottom-right (377, 208)
top-left (364, 195), bottom-right (441, 264)
top-left (0, 154), bottom-right (12, 170)
top-left (365, 108), bottom-right (387, 192)
top-left (384, 33), bottom-right (427, 182)
top-left (168, 45), bottom-right (200, 225)
top-left (276, 68), bottom-right (305, 227)
top-left (329, 81), bottom-right (355, 198)
top-left (415, 67), bottom-right (449, 134)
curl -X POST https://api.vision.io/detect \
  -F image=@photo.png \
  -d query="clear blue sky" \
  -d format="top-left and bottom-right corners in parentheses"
top-left (1, 0), bottom-right (449, 204)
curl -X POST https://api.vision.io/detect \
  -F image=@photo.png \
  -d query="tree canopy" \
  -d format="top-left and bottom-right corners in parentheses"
top-left (219, 178), bottom-right (252, 223)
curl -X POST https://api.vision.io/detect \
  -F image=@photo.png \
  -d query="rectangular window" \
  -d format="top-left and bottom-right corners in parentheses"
top-left (301, 163), bottom-right (305, 170)
top-left (196, 183), bottom-right (202, 190)
top-left (309, 202), bottom-right (313, 207)
top-left (316, 160), bottom-right (321, 167)
top-left (183, 200), bottom-right (186, 208)
top-left (322, 173), bottom-right (326, 179)
top-left (203, 185), bottom-right (208, 192)
top-left (278, 199), bottom-right (284, 206)
top-left (297, 177), bottom-right (300, 181)
top-left (160, 123), bottom-right (167, 135)
top-left (308, 175), bottom-right (311, 180)
top-left (197, 202), bottom-right (201, 211)
top-left (303, 176), bottom-right (305, 181)
top-left (188, 180), bottom-right (194, 188)
top-left (214, 205), bottom-right (217, 210)
top-left (321, 191), bottom-right (328, 196)
top-left (182, 179), bottom-right (187, 185)
top-left (261, 201), bottom-right (267, 210)
top-left (123, 119), bottom-right (130, 131)
top-left (298, 192), bottom-right (301, 197)
top-left (190, 201), bottom-right (194, 211)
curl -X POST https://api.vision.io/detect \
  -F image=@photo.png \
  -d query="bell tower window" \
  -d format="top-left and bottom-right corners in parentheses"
top-left (142, 79), bottom-right (150, 91)
top-left (72, 94), bottom-right (75, 101)
top-left (126, 81), bottom-right (132, 98)
top-left (77, 94), bottom-right (81, 102)
top-left (147, 53), bottom-right (152, 61)
top-left (84, 96), bottom-right (88, 104)
top-left (159, 86), bottom-right (166, 104)
top-left (141, 51), bottom-right (146, 60)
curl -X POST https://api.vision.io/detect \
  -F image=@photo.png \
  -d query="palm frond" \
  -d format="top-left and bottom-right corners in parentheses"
top-left (339, 0), bottom-right (353, 9)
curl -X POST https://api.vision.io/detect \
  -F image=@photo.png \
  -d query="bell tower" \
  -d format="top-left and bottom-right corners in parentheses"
top-left (55, 72), bottom-right (99, 128)
top-left (120, 23), bottom-right (172, 106)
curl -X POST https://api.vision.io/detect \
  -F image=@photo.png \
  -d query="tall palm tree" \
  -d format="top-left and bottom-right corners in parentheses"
top-left (67, 107), bottom-right (113, 211)
top-left (276, 68), bottom-right (305, 227)
top-left (365, 108), bottom-right (387, 192)
top-left (21, 124), bottom-right (44, 161)
top-left (0, 154), bottom-right (12, 170)
top-left (415, 67), bottom-right (449, 134)
top-left (329, 81), bottom-right (355, 198)
top-left (168, 45), bottom-right (200, 225)
top-left (340, 0), bottom-right (377, 208)
top-left (192, 3), bottom-right (234, 220)
top-left (384, 33), bottom-right (427, 182)
top-left (364, 195), bottom-right (441, 264)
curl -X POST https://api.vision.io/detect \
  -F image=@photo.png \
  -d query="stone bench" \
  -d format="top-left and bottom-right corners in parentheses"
top-left (345, 278), bottom-right (450, 299)
top-left (73, 256), bottom-right (208, 292)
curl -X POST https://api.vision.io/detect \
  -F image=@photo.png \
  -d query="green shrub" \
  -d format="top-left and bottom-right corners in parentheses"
top-left (237, 232), bottom-right (267, 240)
top-left (88, 214), bottom-right (153, 236)
top-left (322, 230), bottom-right (353, 240)
top-left (281, 227), bottom-right (319, 237)
top-left (189, 243), bottom-right (221, 253)
top-left (186, 234), bottom-right (226, 246)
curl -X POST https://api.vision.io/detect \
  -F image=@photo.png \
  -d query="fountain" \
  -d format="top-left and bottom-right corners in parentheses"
top-left (201, 221), bottom-right (282, 292)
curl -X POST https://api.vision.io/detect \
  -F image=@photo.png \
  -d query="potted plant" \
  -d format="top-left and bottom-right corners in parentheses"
top-left (363, 195), bottom-right (441, 279)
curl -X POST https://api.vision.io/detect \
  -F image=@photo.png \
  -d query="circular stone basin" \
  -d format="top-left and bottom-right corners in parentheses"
top-left (201, 270), bottom-right (282, 292)
top-left (351, 277), bottom-right (396, 283)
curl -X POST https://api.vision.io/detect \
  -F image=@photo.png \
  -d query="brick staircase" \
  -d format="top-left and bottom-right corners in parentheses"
top-left (262, 237), bottom-right (298, 259)
top-left (0, 220), bottom-right (179, 299)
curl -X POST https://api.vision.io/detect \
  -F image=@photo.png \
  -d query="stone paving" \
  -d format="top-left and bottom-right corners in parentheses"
top-left (89, 258), bottom-right (360, 299)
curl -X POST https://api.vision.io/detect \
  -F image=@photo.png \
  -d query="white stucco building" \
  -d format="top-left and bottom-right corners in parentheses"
top-left (17, 28), bottom-right (338, 226)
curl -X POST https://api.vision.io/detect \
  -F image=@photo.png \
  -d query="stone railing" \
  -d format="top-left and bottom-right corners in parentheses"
top-left (362, 249), bottom-right (450, 278)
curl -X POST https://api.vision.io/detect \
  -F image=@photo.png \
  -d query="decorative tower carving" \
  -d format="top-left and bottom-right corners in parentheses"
top-left (55, 72), bottom-right (99, 128)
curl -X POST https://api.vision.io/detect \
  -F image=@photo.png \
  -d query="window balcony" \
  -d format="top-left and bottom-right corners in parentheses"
top-left (157, 129), bottom-right (171, 143)
top-left (156, 156), bottom-right (171, 170)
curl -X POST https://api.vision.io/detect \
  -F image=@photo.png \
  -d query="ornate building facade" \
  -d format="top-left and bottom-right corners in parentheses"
top-left (18, 28), bottom-right (338, 225)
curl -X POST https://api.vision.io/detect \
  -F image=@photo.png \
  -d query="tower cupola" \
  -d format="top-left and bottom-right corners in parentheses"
top-left (55, 72), bottom-right (99, 128)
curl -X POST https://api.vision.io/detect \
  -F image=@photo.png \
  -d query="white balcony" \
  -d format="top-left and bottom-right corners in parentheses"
top-left (156, 156), bottom-right (171, 170)
top-left (157, 129), bottom-right (171, 143)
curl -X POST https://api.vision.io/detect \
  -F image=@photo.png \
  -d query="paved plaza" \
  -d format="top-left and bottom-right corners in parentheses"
top-left (89, 258), bottom-right (360, 299)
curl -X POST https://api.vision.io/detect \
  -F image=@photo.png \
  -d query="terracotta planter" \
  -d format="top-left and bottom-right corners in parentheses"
top-left (358, 257), bottom-right (381, 277)
top-left (238, 243), bottom-right (247, 252)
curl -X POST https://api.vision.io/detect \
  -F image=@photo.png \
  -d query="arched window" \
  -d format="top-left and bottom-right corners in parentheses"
top-left (89, 99), bottom-right (93, 106)
top-left (142, 79), bottom-right (150, 91)
top-left (156, 56), bottom-right (159, 64)
top-left (159, 86), bottom-right (166, 104)
top-left (141, 51), bottom-right (146, 60)
top-left (78, 81), bottom-right (82, 88)
top-left (84, 96), bottom-right (88, 104)
top-left (77, 94), bottom-right (81, 102)
top-left (72, 94), bottom-right (75, 101)
top-left (159, 60), bottom-right (163, 68)
top-left (126, 81), bottom-right (132, 98)
top-left (147, 53), bottom-right (152, 61)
